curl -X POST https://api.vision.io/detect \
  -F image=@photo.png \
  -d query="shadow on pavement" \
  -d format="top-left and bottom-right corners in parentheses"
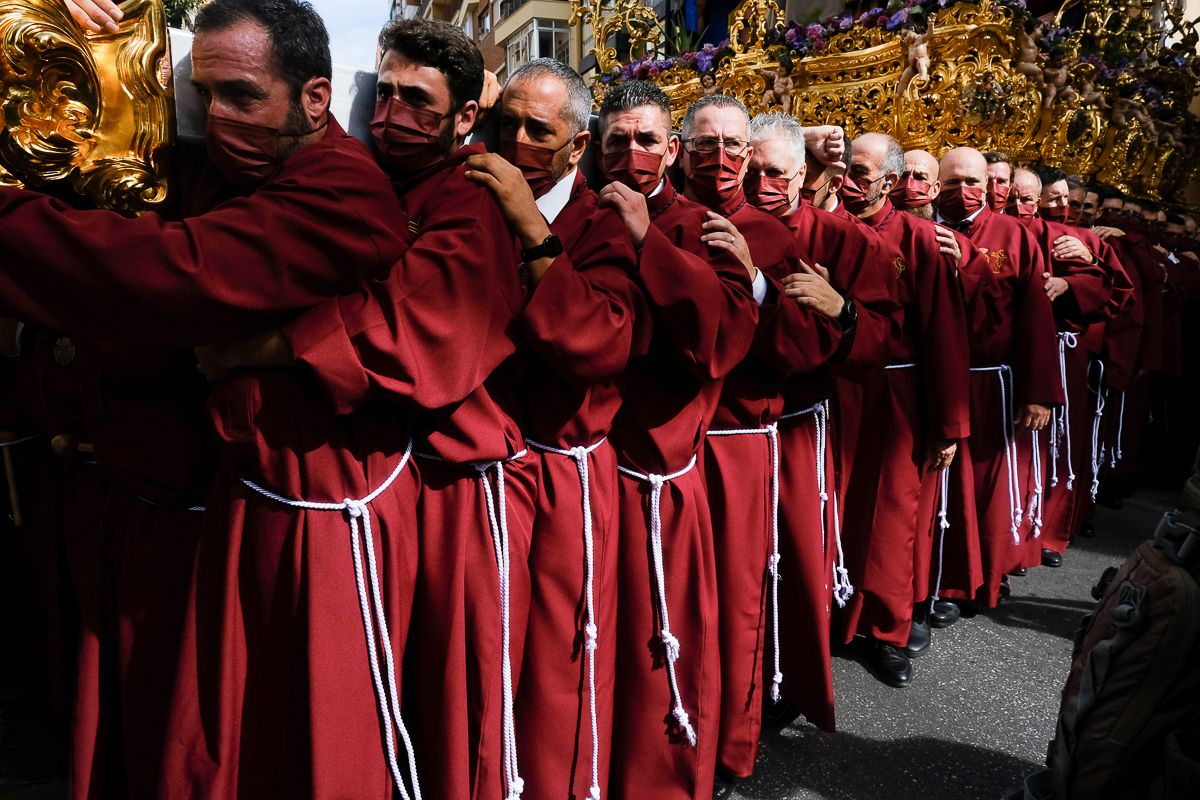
top-left (739, 725), bottom-right (1042, 800)
top-left (983, 595), bottom-right (1094, 641)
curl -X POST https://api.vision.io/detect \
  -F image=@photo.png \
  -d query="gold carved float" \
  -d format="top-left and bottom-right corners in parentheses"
top-left (571, 0), bottom-right (1200, 203)
top-left (0, 0), bottom-right (173, 213)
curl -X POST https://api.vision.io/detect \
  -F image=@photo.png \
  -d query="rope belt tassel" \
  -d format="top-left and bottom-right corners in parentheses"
top-left (929, 466), bottom-right (951, 613)
top-left (706, 423), bottom-right (783, 702)
top-left (475, 451), bottom-right (529, 800)
top-left (241, 442), bottom-right (422, 800)
top-left (525, 438), bottom-right (606, 800)
top-left (617, 456), bottom-right (700, 746)
top-left (1087, 360), bottom-right (1107, 503)
top-left (1051, 333), bottom-right (1079, 490)
top-left (971, 365), bottom-right (1022, 544)
top-left (1027, 429), bottom-right (1044, 539)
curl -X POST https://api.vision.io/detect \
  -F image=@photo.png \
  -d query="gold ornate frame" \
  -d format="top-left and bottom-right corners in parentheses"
top-left (0, 0), bottom-right (173, 213)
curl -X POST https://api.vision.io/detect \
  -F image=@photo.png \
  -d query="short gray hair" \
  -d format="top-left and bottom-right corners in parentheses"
top-left (880, 135), bottom-right (905, 178)
top-left (681, 94), bottom-right (750, 139)
top-left (507, 58), bottom-right (593, 136)
top-left (749, 111), bottom-right (806, 166)
top-left (599, 79), bottom-right (671, 122)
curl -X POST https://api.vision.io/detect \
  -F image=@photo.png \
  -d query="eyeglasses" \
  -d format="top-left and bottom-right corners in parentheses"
top-left (682, 137), bottom-right (749, 156)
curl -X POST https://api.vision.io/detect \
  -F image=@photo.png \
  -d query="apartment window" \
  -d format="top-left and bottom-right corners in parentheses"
top-left (505, 18), bottom-right (571, 73)
top-left (478, 3), bottom-right (491, 36)
top-left (499, 0), bottom-right (528, 20)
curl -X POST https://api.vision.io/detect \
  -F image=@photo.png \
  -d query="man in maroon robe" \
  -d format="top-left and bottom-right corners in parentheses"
top-left (461, 59), bottom-right (649, 800)
top-left (594, 80), bottom-right (759, 800)
top-left (670, 97), bottom-right (843, 790)
top-left (0, 3), bottom-right (427, 797)
top-left (744, 112), bottom-right (901, 734)
top-left (1004, 167), bottom-right (1121, 572)
top-left (933, 148), bottom-right (1061, 609)
top-left (834, 132), bottom-right (971, 687)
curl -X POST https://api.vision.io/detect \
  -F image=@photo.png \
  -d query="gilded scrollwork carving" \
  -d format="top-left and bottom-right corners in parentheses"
top-left (0, 0), bottom-right (172, 213)
top-left (577, 0), bottom-right (1199, 203)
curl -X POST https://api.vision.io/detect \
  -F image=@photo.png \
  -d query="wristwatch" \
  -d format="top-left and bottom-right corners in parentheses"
top-left (521, 234), bottom-right (564, 263)
top-left (837, 297), bottom-right (858, 332)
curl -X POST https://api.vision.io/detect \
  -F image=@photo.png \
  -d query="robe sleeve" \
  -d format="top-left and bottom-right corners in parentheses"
top-left (283, 180), bottom-right (522, 415)
top-left (0, 147), bottom-right (404, 346)
top-left (637, 223), bottom-right (758, 380)
top-left (516, 212), bottom-right (650, 387)
top-left (1100, 253), bottom-right (1145, 392)
top-left (752, 270), bottom-right (843, 375)
top-left (1012, 227), bottom-right (1064, 407)
top-left (830, 234), bottom-right (901, 378)
top-left (914, 227), bottom-right (971, 441)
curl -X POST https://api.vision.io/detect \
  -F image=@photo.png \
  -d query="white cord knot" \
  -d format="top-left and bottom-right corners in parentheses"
top-left (672, 705), bottom-right (697, 745)
top-left (938, 513), bottom-right (949, 530)
top-left (589, 785), bottom-right (602, 800)
top-left (768, 553), bottom-right (781, 577)
top-left (569, 446), bottom-right (588, 461)
top-left (648, 473), bottom-right (666, 490)
top-left (584, 623), bottom-right (599, 650)
top-left (661, 630), bottom-right (681, 662)
top-left (507, 777), bottom-right (525, 799)
top-left (818, 491), bottom-right (828, 502)
top-left (344, 499), bottom-right (364, 519)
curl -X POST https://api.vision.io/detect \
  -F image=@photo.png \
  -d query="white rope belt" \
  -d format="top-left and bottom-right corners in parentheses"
top-left (884, 362), bottom-right (918, 370)
top-left (706, 423), bottom-right (783, 703)
top-left (241, 441), bottom-right (421, 800)
top-left (1088, 360), bottom-right (1107, 503)
top-left (0, 433), bottom-right (44, 449)
top-left (1050, 332), bottom-right (1079, 490)
top-left (616, 455), bottom-right (700, 746)
top-left (929, 466), bottom-right (951, 612)
top-left (525, 437), bottom-right (607, 800)
top-left (970, 365), bottom-right (1022, 544)
top-left (1027, 429), bottom-right (1044, 539)
top-left (780, 402), bottom-right (853, 608)
top-left (1109, 390), bottom-right (1126, 468)
top-left (473, 450), bottom-right (529, 800)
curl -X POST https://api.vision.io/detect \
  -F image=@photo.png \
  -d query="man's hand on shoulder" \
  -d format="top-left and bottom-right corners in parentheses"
top-left (464, 152), bottom-right (551, 250)
top-left (598, 181), bottom-right (652, 248)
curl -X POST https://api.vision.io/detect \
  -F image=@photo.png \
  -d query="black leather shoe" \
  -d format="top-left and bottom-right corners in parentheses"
top-left (999, 576), bottom-right (1012, 600)
top-left (929, 599), bottom-right (961, 628)
top-left (1008, 567), bottom-right (1028, 577)
top-left (1078, 521), bottom-right (1096, 538)
top-left (761, 698), bottom-right (801, 730)
top-left (1042, 548), bottom-right (1063, 568)
top-left (904, 616), bottom-right (932, 657)
top-left (713, 766), bottom-right (740, 800)
top-left (869, 641), bottom-right (912, 688)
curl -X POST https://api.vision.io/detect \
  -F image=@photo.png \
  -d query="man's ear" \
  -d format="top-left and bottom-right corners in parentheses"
top-left (454, 100), bottom-right (480, 140)
top-left (929, 179), bottom-right (941, 200)
top-left (566, 128), bottom-right (591, 169)
top-left (663, 134), bottom-right (681, 168)
top-left (301, 76), bottom-right (333, 126)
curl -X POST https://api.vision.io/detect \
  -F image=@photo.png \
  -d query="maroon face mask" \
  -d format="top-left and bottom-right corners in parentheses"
top-left (499, 139), bottom-right (566, 198)
top-left (602, 148), bottom-right (664, 196)
top-left (686, 148), bottom-right (747, 214)
top-left (206, 114), bottom-right (326, 186)
top-left (744, 171), bottom-right (796, 217)
top-left (370, 97), bottom-right (449, 174)
top-left (839, 173), bottom-right (886, 215)
top-left (986, 181), bottom-right (1011, 212)
top-left (888, 174), bottom-right (933, 210)
top-left (938, 183), bottom-right (985, 222)
top-left (1040, 205), bottom-right (1070, 223)
top-left (1013, 199), bottom-right (1039, 219)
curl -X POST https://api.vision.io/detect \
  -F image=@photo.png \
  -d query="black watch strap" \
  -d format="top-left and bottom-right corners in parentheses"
top-left (838, 297), bottom-right (858, 331)
top-left (521, 234), bottom-right (564, 263)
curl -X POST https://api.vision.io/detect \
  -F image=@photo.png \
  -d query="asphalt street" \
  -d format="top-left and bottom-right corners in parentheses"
top-left (732, 487), bottom-right (1175, 800)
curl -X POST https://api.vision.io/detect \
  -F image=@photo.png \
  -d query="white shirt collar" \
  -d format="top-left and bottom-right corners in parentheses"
top-left (935, 206), bottom-right (985, 226)
top-left (536, 168), bottom-right (578, 225)
top-left (648, 177), bottom-right (666, 198)
top-left (827, 196), bottom-right (840, 213)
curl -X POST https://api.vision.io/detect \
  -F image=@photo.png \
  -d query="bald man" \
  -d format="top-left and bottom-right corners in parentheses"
top-left (744, 112), bottom-right (901, 734)
top-left (834, 132), bottom-right (970, 687)
top-left (1038, 170), bottom-right (1139, 561)
top-left (932, 148), bottom-right (1061, 609)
